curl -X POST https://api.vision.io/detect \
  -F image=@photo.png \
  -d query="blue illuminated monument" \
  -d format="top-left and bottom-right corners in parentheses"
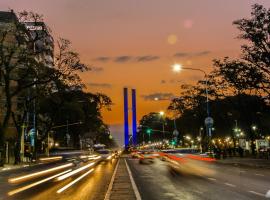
top-left (132, 89), bottom-right (137, 145)
top-left (123, 88), bottom-right (137, 148)
top-left (124, 88), bottom-right (129, 148)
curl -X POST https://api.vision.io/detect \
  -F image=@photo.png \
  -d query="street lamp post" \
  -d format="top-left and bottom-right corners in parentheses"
top-left (159, 111), bottom-right (165, 140)
top-left (172, 64), bottom-right (210, 117)
top-left (172, 63), bottom-right (213, 149)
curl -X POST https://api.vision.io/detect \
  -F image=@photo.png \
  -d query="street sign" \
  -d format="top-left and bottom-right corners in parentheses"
top-left (28, 129), bottom-right (35, 146)
top-left (204, 117), bottom-right (214, 126)
top-left (173, 129), bottom-right (179, 136)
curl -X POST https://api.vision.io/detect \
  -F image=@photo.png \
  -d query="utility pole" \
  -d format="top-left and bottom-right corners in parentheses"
top-left (20, 123), bottom-right (26, 161)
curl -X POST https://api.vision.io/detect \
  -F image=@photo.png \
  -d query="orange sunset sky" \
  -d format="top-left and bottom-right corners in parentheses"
top-left (1, 0), bottom-right (270, 143)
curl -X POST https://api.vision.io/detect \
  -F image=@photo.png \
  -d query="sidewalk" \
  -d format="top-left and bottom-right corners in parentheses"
top-left (105, 158), bottom-right (137, 200)
top-left (216, 157), bottom-right (270, 169)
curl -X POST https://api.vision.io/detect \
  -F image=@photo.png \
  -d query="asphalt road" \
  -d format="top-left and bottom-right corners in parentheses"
top-left (127, 155), bottom-right (270, 200)
top-left (0, 157), bottom-right (117, 200)
top-left (0, 154), bottom-right (269, 200)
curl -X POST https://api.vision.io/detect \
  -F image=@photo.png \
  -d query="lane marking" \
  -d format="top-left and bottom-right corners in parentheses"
top-left (239, 170), bottom-right (246, 173)
top-left (248, 191), bottom-right (265, 197)
top-left (125, 159), bottom-right (142, 200)
top-left (207, 177), bottom-right (216, 181)
top-left (255, 173), bottom-right (264, 177)
top-left (104, 159), bottom-right (120, 200)
top-left (224, 183), bottom-right (236, 187)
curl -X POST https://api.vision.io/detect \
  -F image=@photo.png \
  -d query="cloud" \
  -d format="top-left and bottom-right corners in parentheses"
top-left (94, 55), bottom-right (160, 63)
top-left (173, 51), bottom-right (211, 58)
top-left (160, 80), bottom-right (166, 84)
top-left (174, 52), bottom-right (189, 57)
top-left (114, 56), bottom-right (132, 63)
top-left (194, 51), bottom-right (211, 56)
top-left (90, 66), bottom-right (104, 72)
top-left (141, 92), bottom-right (175, 101)
top-left (136, 55), bottom-right (160, 62)
top-left (160, 79), bottom-right (181, 84)
top-left (94, 57), bottom-right (110, 62)
top-left (87, 82), bottom-right (112, 88)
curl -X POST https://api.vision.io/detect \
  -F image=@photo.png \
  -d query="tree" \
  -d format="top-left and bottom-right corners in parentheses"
top-left (137, 112), bottom-right (174, 143)
top-left (213, 4), bottom-right (270, 97)
top-left (38, 90), bottom-right (112, 149)
top-left (0, 11), bottom-right (89, 164)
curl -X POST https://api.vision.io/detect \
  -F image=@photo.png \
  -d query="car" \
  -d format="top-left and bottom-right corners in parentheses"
top-left (96, 149), bottom-right (113, 161)
top-left (131, 150), bottom-right (142, 159)
top-left (139, 151), bottom-right (159, 164)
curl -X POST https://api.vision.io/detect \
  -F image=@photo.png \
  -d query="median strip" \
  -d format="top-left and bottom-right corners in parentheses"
top-left (125, 159), bottom-right (142, 200)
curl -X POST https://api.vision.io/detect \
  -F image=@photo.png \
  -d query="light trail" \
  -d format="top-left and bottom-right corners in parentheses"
top-left (57, 169), bottom-right (94, 194)
top-left (107, 156), bottom-right (112, 160)
top-left (89, 156), bottom-right (101, 160)
top-left (57, 162), bottom-right (95, 181)
top-left (39, 156), bottom-right (63, 161)
top-left (8, 163), bottom-right (73, 183)
top-left (8, 169), bottom-right (71, 196)
top-left (80, 155), bottom-right (100, 159)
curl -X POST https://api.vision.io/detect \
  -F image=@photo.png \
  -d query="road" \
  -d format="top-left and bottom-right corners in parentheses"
top-left (0, 153), bottom-right (269, 200)
top-left (127, 154), bottom-right (270, 200)
top-left (0, 155), bottom-right (117, 200)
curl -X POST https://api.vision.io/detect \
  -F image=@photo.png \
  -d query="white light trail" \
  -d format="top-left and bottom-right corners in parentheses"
top-left (107, 156), bottom-right (112, 160)
top-left (8, 163), bottom-right (73, 183)
top-left (89, 156), bottom-right (101, 160)
top-left (39, 156), bottom-right (63, 161)
top-left (57, 162), bottom-right (95, 181)
top-left (8, 169), bottom-right (71, 196)
top-left (57, 169), bottom-right (94, 194)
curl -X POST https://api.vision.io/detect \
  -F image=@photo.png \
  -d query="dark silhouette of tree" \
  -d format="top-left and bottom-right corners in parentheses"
top-left (0, 11), bottom-right (90, 164)
top-left (213, 4), bottom-right (270, 97)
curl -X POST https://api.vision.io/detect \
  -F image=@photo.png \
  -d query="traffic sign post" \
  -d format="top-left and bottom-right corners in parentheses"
top-left (173, 129), bottom-right (179, 146)
top-left (205, 117), bottom-right (214, 137)
top-left (205, 117), bottom-right (214, 155)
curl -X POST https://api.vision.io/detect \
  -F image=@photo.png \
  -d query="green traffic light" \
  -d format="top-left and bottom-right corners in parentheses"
top-left (146, 129), bottom-right (152, 134)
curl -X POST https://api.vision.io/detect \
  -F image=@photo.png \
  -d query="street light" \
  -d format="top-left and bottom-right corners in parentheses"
top-left (172, 63), bottom-right (183, 73)
top-left (159, 111), bottom-right (165, 116)
top-left (252, 125), bottom-right (257, 131)
top-left (171, 63), bottom-right (209, 116)
top-left (172, 63), bottom-right (212, 151)
top-left (159, 111), bottom-right (165, 140)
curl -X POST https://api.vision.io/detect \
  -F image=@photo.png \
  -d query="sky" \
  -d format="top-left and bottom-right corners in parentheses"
top-left (1, 0), bottom-right (270, 144)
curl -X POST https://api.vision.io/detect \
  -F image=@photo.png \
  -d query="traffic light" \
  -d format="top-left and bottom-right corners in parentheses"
top-left (171, 140), bottom-right (176, 146)
top-left (146, 128), bottom-right (152, 134)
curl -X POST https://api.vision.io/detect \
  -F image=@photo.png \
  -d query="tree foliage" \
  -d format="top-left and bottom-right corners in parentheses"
top-left (213, 4), bottom-right (270, 96)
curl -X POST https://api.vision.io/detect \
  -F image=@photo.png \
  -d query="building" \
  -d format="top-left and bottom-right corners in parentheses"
top-left (24, 21), bottom-right (54, 68)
